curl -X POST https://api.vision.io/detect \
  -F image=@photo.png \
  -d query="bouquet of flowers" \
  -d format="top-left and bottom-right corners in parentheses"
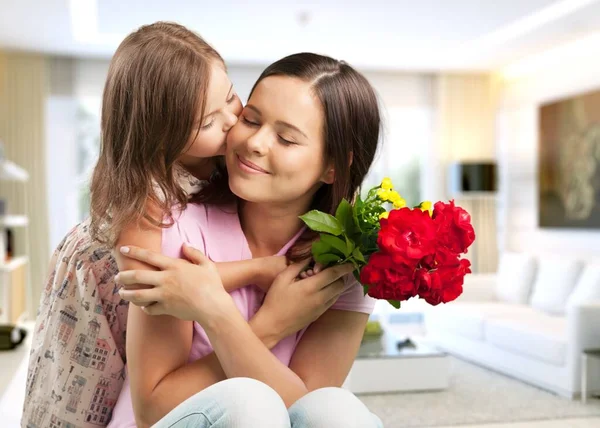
top-left (300, 178), bottom-right (475, 308)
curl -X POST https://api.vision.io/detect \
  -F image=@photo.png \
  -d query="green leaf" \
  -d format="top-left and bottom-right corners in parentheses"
top-left (363, 284), bottom-right (370, 295)
top-left (319, 234), bottom-right (350, 257)
top-left (300, 211), bottom-right (343, 236)
top-left (345, 236), bottom-right (356, 254)
top-left (352, 247), bottom-right (366, 263)
top-left (336, 199), bottom-right (359, 237)
top-left (314, 253), bottom-right (342, 266)
top-left (355, 194), bottom-right (364, 211)
top-left (387, 300), bottom-right (401, 309)
top-left (312, 239), bottom-right (333, 257)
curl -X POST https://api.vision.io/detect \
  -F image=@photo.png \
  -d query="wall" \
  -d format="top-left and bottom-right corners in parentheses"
top-left (498, 59), bottom-right (600, 260)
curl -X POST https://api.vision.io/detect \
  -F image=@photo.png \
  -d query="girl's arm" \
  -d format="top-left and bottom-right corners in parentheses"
top-left (216, 256), bottom-right (287, 293)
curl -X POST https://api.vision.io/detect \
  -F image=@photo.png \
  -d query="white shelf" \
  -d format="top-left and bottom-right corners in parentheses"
top-left (0, 160), bottom-right (29, 182)
top-left (0, 256), bottom-right (27, 273)
top-left (0, 215), bottom-right (28, 227)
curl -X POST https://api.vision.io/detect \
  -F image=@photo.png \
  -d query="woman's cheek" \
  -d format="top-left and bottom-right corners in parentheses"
top-left (226, 123), bottom-right (244, 149)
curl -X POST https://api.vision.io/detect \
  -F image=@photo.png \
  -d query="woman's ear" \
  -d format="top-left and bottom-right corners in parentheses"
top-left (322, 165), bottom-right (335, 184)
top-left (321, 152), bottom-right (352, 185)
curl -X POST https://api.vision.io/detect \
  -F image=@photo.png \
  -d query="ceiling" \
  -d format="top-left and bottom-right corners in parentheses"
top-left (2, 0), bottom-right (600, 71)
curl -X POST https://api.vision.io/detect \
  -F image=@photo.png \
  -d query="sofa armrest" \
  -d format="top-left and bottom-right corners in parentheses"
top-left (459, 273), bottom-right (497, 302)
top-left (567, 300), bottom-right (600, 355)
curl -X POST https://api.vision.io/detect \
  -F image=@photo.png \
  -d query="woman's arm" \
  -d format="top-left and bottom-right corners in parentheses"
top-left (115, 211), bottom-right (195, 428)
top-left (117, 246), bottom-right (354, 413)
top-left (288, 309), bottom-right (369, 390)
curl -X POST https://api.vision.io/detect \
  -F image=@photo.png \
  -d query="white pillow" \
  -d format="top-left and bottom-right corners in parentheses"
top-left (567, 263), bottom-right (600, 305)
top-left (495, 253), bottom-right (537, 304)
top-left (530, 258), bottom-right (583, 315)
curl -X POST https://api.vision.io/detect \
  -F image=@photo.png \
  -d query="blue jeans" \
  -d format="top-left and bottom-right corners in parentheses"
top-left (153, 378), bottom-right (383, 428)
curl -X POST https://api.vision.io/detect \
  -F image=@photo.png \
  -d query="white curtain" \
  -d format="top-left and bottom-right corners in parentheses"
top-left (0, 51), bottom-right (50, 319)
top-left (433, 74), bottom-right (500, 273)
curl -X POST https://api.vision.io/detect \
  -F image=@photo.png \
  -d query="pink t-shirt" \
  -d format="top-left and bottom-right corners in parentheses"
top-left (109, 203), bottom-right (375, 427)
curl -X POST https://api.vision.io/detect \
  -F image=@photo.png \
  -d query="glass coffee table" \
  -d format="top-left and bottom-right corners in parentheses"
top-left (343, 332), bottom-right (449, 394)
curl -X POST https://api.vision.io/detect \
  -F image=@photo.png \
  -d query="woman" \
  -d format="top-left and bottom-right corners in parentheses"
top-left (114, 53), bottom-right (384, 427)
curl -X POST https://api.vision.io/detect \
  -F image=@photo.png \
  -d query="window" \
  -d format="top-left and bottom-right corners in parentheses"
top-left (362, 107), bottom-right (431, 206)
top-left (75, 97), bottom-right (101, 221)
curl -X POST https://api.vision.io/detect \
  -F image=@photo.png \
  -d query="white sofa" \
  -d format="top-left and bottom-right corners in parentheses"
top-left (424, 252), bottom-right (600, 398)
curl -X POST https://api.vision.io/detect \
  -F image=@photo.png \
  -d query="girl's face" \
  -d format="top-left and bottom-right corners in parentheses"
top-left (186, 62), bottom-right (243, 158)
top-left (225, 75), bottom-right (335, 209)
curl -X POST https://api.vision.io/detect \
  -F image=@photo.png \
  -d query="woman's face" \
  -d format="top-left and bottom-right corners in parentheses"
top-left (225, 75), bottom-right (334, 208)
top-left (186, 62), bottom-right (243, 158)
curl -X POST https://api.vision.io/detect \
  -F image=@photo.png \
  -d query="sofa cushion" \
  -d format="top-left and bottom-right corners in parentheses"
top-left (485, 314), bottom-right (567, 366)
top-left (530, 257), bottom-right (583, 315)
top-left (425, 302), bottom-right (532, 341)
top-left (567, 263), bottom-right (600, 306)
top-left (495, 253), bottom-right (537, 304)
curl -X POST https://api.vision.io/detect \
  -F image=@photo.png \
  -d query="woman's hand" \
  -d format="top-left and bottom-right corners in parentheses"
top-left (116, 244), bottom-right (235, 324)
top-left (257, 260), bottom-right (355, 341)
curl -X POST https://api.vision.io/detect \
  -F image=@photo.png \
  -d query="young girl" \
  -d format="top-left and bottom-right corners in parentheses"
top-left (113, 53), bottom-right (384, 427)
top-left (22, 22), bottom-right (290, 428)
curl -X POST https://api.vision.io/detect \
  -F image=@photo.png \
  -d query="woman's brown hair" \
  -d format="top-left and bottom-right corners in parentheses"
top-left (197, 53), bottom-right (382, 260)
top-left (90, 22), bottom-right (223, 246)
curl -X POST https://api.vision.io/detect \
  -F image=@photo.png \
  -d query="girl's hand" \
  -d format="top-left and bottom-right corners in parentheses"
top-left (116, 244), bottom-right (234, 323)
top-left (254, 255), bottom-right (289, 292)
top-left (298, 262), bottom-right (324, 279)
top-left (258, 260), bottom-right (354, 340)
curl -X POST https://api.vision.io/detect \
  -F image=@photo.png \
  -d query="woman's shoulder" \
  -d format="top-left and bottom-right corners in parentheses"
top-left (164, 201), bottom-right (244, 261)
top-left (175, 201), bottom-right (238, 227)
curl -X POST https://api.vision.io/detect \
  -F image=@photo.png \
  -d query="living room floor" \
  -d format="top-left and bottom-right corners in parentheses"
top-left (439, 419), bottom-right (600, 427)
top-left (1, 322), bottom-right (599, 427)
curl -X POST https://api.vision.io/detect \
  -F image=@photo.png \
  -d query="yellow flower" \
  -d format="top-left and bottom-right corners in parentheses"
top-left (393, 198), bottom-right (406, 209)
top-left (419, 201), bottom-right (433, 216)
top-left (381, 177), bottom-right (393, 190)
top-left (377, 189), bottom-right (390, 201)
top-left (388, 190), bottom-right (401, 203)
top-left (379, 211), bottom-right (389, 220)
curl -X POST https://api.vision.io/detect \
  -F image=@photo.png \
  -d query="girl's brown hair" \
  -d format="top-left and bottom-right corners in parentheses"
top-left (197, 53), bottom-right (382, 260)
top-left (90, 22), bottom-right (223, 245)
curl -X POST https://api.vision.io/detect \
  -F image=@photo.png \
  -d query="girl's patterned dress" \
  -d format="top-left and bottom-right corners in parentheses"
top-left (21, 168), bottom-right (203, 428)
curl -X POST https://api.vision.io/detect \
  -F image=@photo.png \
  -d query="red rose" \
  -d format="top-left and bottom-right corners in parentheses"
top-left (360, 252), bottom-right (418, 302)
top-left (432, 200), bottom-right (475, 254)
top-left (420, 257), bottom-right (471, 305)
top-left (378, 208), bottom-right (436, 265)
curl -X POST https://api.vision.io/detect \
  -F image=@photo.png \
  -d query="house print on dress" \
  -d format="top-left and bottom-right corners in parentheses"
top-left (49, 414), bottom-right (78, 428)
top-left (56, 305), bottom-right (78, 352)
top-left (85, 377), bottom-right (116, 426)
top-left (92, 339), bottom-right (110, 371)
top-left (66, 375), bottom-right (86, 413)
top-left (26, 400), bottom-right (50, 428)
top-left (71, 319), bottom-right (101, 367)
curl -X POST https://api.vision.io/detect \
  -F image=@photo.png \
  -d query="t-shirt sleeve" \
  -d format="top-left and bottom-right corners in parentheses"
top-left (161, 204), bottom-right (209, 259)
top-left (330, 273), bottom-right (376, 314)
